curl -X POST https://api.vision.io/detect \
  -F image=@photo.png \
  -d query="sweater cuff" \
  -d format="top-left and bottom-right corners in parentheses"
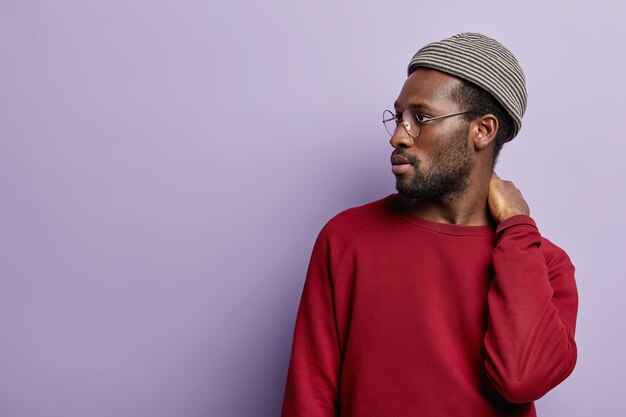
top-left (495, 214), bottom-right (538, 239)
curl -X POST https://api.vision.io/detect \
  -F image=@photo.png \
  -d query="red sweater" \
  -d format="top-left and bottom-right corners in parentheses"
top-left (281, 194), bottom-right (578, 417)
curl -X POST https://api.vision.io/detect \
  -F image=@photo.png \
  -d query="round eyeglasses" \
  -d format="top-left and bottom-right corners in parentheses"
top-left (382, 109), bottom-right (470, 139)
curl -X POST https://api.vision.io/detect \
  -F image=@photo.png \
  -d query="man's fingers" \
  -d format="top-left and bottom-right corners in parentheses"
top-left (487, 172), bottom-right (530, 222)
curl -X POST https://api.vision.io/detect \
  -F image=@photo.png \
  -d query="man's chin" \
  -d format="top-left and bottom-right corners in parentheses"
top-left (396, 178), bottom-right (456, 201)
top-left (395, 179), bottom-right (422, 199)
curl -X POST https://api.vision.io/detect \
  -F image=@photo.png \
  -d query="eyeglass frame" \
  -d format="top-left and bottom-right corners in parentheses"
top-left (383, 108), bottom-right (471, 139)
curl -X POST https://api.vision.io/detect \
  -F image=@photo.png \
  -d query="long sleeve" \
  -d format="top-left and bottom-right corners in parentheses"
top-left (281, 228), bottom-right (341, 417)
top-left (484, 215), bottom-right (578, 404)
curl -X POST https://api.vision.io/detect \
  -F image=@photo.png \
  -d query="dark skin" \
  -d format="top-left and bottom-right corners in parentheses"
top-left (391, 68), bottom-right (530, 225)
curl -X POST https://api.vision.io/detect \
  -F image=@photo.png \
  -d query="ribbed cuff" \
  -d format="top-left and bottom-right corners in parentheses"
top-left (495, 215), bottom-right (538, 239)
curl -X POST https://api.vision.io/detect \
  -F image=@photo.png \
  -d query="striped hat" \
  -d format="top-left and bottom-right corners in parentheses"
top-left (407, 33), bottom-right (527, 141)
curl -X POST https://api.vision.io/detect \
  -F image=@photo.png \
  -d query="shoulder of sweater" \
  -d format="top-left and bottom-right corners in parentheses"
top-left (540, 235), bottom-right (575, 272)
top-left (499, 215), bottom-right (574, 272)
top-left (317, 194), bottom-right (393, 244)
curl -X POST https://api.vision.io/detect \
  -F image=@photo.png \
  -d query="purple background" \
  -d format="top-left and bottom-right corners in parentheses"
top-left (1, 1), bottom-right (623, 416)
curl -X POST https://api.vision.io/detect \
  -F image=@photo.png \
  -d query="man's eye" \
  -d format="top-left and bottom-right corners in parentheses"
top-left (414, 114), bottom-right (427, 123)
top-left (395, 113), bottom-right (402, 122)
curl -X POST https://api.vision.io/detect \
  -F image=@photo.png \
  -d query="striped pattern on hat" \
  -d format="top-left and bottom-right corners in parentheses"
top-left (407, 33), bottom-right (527, 141)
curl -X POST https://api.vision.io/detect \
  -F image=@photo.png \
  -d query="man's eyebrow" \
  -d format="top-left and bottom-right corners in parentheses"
top-left (393, 101), bottom-right (433, 112)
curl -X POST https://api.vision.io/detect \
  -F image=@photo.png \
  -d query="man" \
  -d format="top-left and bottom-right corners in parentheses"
top-left (281, 33), bottom-right (578, 417)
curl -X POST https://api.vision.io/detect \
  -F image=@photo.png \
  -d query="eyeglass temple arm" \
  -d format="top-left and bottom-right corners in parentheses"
top-left (422, 110), bottom-right (470, 122)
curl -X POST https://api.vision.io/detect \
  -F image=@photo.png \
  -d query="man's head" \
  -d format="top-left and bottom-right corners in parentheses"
top-left (389, 33), bottom-right (527, 201)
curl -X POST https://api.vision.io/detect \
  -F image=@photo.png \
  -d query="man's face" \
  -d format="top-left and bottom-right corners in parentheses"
top-left (390, 68), bottom-right (472, 201)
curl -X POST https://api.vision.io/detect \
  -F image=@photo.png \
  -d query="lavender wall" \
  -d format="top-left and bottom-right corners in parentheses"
top-left (1, 1), bottom-right (623, 416)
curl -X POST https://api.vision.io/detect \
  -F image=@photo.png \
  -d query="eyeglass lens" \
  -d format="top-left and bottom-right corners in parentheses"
top-left (383, 110), bottom-right (419, 138)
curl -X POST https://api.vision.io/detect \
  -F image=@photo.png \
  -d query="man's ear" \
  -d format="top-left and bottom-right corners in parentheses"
top-left (472, 114), bottom-right (498, 150)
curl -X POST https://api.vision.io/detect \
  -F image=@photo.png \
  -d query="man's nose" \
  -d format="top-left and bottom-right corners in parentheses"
top-left (389, 125), bottom-right (414, 148)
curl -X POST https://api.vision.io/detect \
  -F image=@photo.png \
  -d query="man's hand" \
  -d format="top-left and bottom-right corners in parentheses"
top-left (488, 172), bottom-right (530, 224)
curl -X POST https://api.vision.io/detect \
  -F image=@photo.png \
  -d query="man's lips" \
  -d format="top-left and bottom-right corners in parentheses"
top-left (391, 155), bottom-right (412, 165)
top-left (391, 154), bottom-right (413, 175)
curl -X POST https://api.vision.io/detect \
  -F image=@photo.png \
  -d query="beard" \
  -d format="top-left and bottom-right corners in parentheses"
top-left (393, 127), bottom-right (472, 201)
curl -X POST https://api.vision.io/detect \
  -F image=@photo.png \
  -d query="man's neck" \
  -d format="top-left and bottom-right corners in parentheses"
top-left (399, 171), bottom-right (494, 226)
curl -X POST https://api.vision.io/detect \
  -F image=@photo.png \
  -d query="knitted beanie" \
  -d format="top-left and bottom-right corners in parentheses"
top-left (407, 33), bottom-right (527, 140)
